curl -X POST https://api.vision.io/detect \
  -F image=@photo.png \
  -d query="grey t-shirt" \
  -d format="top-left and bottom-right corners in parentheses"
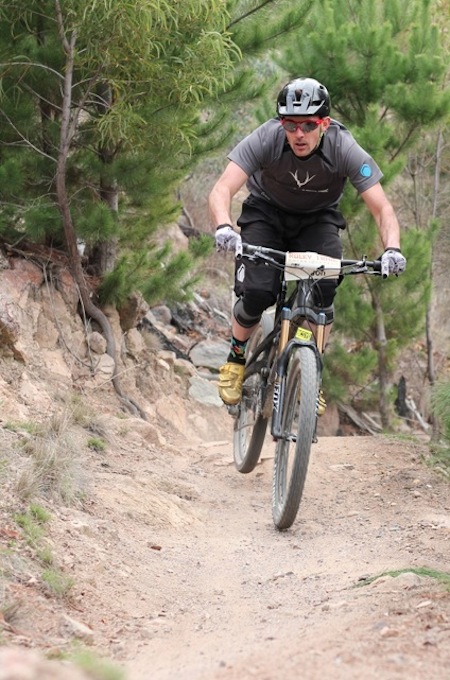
top-left (227, 118), bottom-right (383, 214)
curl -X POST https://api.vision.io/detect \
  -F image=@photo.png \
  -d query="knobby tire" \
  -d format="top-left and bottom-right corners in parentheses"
top-left (233, 312), bottom-right (273, 473)
top-left (272, 346), bottom-right (319, 530)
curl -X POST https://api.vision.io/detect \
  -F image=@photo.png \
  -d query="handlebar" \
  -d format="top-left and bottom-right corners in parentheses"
top-left (238, 243), bottom-right (382, 276)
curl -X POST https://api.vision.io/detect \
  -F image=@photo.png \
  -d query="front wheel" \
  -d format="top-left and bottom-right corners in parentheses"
top-left (272, 346), bottom-right (319, 530)
top-left (233, 312), bottom-right (273, 474)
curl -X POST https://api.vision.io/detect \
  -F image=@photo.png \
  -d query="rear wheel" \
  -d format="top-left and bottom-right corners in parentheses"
top-left (233, 312), bottom-right (273, 473)
top-left (272, 346), bottom-right (319, 530)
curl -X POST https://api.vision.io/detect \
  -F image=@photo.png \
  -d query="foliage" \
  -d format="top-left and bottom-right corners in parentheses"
top-left (325, 222), bottom-right (434, 408)
top-left (15, 418), bottom-right (87, 505)
top-left (0, 0), bottom-right (312, 308)
top-left (15, 509), bottom-right (46, 547)
top-left (42, 568), bottom-right (75, 598)
top-left (357, 566), bottom-right (450, 590)
top-left (97, 234), bottom-right (212, 306)
top-left (281, 0), bottom-right (450, 128)
top-left (68, 649), bottom-right (125, 680)
top-left (87, 437), bottom-right (107, 452)
top-left (276, 0), bottom-right (450, 213)
top-left (0, 0), bottom-right (239, 296)
top-left (274, 0), bottom-right (450, 419)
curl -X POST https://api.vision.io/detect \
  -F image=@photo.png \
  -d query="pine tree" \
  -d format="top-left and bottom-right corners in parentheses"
top-left (0, 0), bottom-right (241, 413)
top-left (0, 1), bottom-right (237, 281)
top-left (275, 0), bottom-right (450, 427)
top-left (0, 0), bottom-right (315, 411)
top-left (0, 0), bottom-right (311, 302)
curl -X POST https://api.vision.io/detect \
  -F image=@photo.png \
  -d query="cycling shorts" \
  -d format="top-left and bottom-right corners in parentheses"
top-left (234, 194), bottom-right (344, 307)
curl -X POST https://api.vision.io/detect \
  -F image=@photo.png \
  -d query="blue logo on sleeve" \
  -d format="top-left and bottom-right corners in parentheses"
top-left (360, 163), bottom-right (372, 178)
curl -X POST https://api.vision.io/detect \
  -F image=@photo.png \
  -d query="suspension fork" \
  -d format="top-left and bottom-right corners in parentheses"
top-left (315, 320), bottom-right (326, 355)
top-left (293, 280), bottom-right (328, 354)
top-left (270, 308), bottom-right (325, 440)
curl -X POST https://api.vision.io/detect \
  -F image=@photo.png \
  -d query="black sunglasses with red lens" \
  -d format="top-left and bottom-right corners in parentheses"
top-left (280, 118), bottom-right (325, 133)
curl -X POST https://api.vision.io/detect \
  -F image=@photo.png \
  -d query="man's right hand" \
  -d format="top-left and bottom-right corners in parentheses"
top-left (215, 224), bottom-right (242, 253)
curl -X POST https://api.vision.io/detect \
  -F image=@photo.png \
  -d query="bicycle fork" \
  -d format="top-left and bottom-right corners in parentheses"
top-left (270, 307), bottom-right (323, 442)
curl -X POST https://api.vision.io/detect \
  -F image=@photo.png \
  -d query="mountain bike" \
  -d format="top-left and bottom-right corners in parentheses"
top-left (230, 244), bottom-right (382, 530)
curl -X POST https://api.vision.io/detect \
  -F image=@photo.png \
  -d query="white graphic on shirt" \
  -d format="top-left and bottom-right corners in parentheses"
top-left (289, 170), bottom-right (329, 193)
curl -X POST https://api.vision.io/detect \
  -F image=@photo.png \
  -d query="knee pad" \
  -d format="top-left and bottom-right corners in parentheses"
top-left (234, 290), bottom-right (276, 328)
top-left (314, 279), bottom-right (340, 308)
top-left (302, 280), bottom-right (336, 325)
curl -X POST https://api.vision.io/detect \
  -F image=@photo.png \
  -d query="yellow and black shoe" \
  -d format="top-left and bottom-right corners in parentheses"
top-left (218, 362), bottom-right (245, 406)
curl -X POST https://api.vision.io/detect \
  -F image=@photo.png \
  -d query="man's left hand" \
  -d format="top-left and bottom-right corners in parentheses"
top-left (381, 248), bottom-right (407, 277)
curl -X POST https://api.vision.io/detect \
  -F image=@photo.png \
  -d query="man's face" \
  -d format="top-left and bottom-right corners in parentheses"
top-left (280, 117), bottom-right (331, 157)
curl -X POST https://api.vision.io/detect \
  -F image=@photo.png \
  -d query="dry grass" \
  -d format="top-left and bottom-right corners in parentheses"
top-left (15, 431), bottom-right (86, 504)
top-left (12, 402), bottom-right (94, 505)
top-left (0, 597), bottom-right (22, 625)
top-left (10, 390), bottom-right (120, 505)
top-left (142, 328), bottom-right (164, 353)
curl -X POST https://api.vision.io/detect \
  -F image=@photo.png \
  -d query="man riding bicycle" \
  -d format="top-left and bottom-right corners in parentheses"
top-left (209, 77), bottom-right (406, 409)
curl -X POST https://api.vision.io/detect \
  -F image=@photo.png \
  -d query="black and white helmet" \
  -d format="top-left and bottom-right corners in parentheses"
top-left (277, 77), bottom-right (330, 117)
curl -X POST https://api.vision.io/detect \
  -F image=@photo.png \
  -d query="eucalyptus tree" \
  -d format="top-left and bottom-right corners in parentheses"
top-left (274, 0), bottom-right (450, 427)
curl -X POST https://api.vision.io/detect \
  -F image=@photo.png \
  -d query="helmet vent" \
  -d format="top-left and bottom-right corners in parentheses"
top-left (277, 78), bottom-right (330, 117)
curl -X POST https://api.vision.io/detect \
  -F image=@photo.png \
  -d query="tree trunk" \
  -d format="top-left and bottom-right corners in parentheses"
top-left (374, 294), bottom-right (390, 429)
top-left (90, 176), bottom-right (119, 274)
top-left (54, 4), bottom-right (145, 418)
top-left (395, 375), bottom-right (411, 418)
top-left (88, 81), bottom-right (120, 276)
top-left (428, 129), bottom-right (443, 442)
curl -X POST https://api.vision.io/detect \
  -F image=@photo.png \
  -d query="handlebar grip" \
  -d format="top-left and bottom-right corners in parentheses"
top-left (241, 243), bottom-right (286, 260)
top-left (366, 259), bottom-right (382, 274)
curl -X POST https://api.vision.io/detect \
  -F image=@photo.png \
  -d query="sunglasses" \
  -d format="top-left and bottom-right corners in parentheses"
top-left (280, 118), bottom-right (325, 133)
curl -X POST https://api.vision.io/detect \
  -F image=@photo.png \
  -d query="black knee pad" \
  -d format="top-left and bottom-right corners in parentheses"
top-left (312, 280), bottom-right (337, 325)
top-left (234, 290), bottom-right (276, 328)
top-left (314, 278), bottom-right (340, 308)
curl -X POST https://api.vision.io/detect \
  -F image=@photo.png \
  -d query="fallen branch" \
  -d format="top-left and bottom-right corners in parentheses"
top-left (338, 403), bottom-right (382, 435)
top-left (405, 397), bottom-right (430, 432)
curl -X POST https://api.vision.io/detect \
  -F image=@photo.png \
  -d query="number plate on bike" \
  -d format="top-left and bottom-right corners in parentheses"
top-left (285, 251), bottom-right (341, 280)
top-left (295, 327), bottom-right (313, 341)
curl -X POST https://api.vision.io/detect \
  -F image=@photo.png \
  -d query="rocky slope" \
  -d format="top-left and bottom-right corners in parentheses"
top-left (0, 242), bottom-right (233, 677)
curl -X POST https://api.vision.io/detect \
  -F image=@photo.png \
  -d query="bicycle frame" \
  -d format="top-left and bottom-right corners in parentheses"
top-left (239, 273), bottom-right (325, 442)
top-left (236, 246), bottom-right (381, 442)
top-left (232, 244), bottom-right (382, 529)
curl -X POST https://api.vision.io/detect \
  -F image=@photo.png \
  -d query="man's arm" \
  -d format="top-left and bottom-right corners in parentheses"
top-left (208, 161), bottom-right (249, 227)
top-left (360, 183), bottom-right (401, 249)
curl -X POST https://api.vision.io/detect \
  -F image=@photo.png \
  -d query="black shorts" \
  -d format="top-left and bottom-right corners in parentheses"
top-left (234, 195), bottom-right (344, 306)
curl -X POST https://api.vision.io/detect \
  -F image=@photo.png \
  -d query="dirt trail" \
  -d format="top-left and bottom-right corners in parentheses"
top-left (106, 427), bottom-right (450, 680)
top-left (4, 399), bottom-right (450, 680)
